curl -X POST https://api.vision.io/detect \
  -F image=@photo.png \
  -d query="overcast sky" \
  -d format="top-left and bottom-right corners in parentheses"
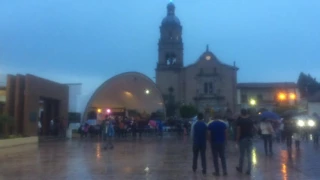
top-left (1, 0), bottom-right (320, 93)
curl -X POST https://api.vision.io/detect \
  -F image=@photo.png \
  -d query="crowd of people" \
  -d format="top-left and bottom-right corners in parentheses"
top-left (191, 108), bottom-right (320, 177)
top-left (78, 116), bottom-right (165, 149)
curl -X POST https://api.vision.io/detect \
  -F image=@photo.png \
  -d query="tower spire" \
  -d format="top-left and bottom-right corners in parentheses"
top-left (167, 1), bottom-right (175, 15)
top-left (206, 44), bottom-right (209, 52)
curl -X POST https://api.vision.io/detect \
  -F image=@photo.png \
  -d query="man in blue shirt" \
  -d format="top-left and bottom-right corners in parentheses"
top-left (208, 114), bottom-right (228, 176)
top-left (192, 113), bottom-right (207, 175)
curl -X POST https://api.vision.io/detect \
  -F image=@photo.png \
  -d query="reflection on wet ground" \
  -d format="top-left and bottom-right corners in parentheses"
top-left (0, 136), bottom-right (319, 180)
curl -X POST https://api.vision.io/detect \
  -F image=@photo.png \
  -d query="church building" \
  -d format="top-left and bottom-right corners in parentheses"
top-left (156, 2), bottom-right (238, 113)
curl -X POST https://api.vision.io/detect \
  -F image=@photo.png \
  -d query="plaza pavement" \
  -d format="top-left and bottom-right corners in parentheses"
top-left (0, 135), bottom-right (319, 180)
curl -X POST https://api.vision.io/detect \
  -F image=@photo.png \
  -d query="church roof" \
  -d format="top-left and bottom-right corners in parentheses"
top-left (237, 82), bottom-right (297, 89)
top-left (185, 45), bottom-right (238, 70)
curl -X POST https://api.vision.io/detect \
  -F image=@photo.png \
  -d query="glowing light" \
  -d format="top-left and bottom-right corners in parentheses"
top-left (289, 93), bottom-right (296, 100)
top-left (97, 108), bottom-right (102, 113)
top-left (124, 91), bottom-right (133, 97)
top-left (297, 120), bottom-right (305, 127)
top-left (249, 99), bottom-right (256, 106)
top-left (308, 120), bottom-right (315, 127)
top-left (96, 143), bottom-right (101, 159)
top-left (106, 109), bottom-right (111, 114)
top-left (278, 93), bottom-right (286, 101)
top-left (145, 89), bottom-right (150, 94)
top-left (281, 163), bottom-right (288, 180)
top-left (252, 148), bottom-right (257, 165)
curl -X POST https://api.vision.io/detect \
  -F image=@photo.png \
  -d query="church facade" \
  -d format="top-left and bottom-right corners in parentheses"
top-left (155, 2), bottom-right (238, 113)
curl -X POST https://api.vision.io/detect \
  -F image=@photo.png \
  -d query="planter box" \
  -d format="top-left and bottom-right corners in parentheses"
top-left (0, 136), bottom-right (38, 149)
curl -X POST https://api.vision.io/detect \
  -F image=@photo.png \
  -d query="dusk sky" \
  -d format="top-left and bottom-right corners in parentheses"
top-left (1, 0), bottom-right (320, 93)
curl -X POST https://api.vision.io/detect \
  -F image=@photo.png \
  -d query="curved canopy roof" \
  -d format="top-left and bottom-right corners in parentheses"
top-left (83, 72), bottom-right (165, 120)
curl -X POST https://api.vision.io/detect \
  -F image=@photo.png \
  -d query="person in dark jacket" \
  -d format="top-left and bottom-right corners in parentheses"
top-left (191, 113), bottom-right (207, 175)
top-left (283, 115), bottom-right (296, 158)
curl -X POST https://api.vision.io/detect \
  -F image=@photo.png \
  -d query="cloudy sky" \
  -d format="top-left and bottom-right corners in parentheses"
top-left (0, 0), bottom-right (320, 93)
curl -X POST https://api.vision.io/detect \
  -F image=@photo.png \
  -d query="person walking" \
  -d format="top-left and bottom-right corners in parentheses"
top-left (260, 118), bottom-right (274, 156)
top-left (103, 120), bottom-right (115, 150)
top-left (282, 115), bottom-right (295, 158)
top-left (236, 109), bottom-right (254, 175)
top-left (191, 113), bottom-right (207, 175)
top-left (207, 114), bottom-right (228, 176)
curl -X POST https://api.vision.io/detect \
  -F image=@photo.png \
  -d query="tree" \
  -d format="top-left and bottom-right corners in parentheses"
top-left (297, 72), bottom-right (320, 98)
top-left (164, 86), bottom-right (178, 117)
top-left (179, 105), bottom-right (198, 119)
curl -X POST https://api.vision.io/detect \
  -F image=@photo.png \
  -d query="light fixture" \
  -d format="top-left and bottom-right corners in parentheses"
top-left (289, 93), bottom-right (296, 100)
top-left (106, 109), bottom-right (111, 114)
top-left (97, 109), bottom-right (102, 113)
top-left (249, 99), bottom-right (256, 106)
top-left (308, 120), bottom-right (315, 127)
top-left (278, 93), bottom-right (286, 101)
top-left (297, 120), bottom-right (305, 127)
top-left (145, 89), bottom-right (150, 94)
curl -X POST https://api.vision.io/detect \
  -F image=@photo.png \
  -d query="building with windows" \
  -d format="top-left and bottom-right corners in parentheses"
top-left (155, 2), bottom-right (238, 112)
top-left (237, 82), bottom-right (299, 111)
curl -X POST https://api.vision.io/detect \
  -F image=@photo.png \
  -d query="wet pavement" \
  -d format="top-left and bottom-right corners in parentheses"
top-left (0, 136), bottom-right (319, 180)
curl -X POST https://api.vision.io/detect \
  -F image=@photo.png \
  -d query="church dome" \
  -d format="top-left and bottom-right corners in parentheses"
top-left (161, 2), bottom-right (181, 26)
top-left (162, 16), bottom-right (181, 26)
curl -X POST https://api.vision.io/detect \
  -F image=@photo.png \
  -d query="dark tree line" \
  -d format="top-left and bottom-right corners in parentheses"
top-left (297, 72), bottom-right (320, 98)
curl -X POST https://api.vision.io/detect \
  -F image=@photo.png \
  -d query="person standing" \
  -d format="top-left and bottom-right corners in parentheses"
top-left (207, 114), bottom-right (228, 176)
top-left (191, 113), bottom-right (207, 175)
top-left (236, 109), bottom-right (254, 175)
top-left (283, 115), bottom-right (295, 158)
top-left (260, 118), bottom-right (274, 156)
top-left (38, 120), bottom-right (42, 136)
top-left (103, 120), bottom-right (115, 150)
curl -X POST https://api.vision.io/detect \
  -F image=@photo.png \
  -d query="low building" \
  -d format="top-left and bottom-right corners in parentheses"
top-left (2, 74), bottom-right (69, 136)
top-left (237, 82), bottom-right (299, 111)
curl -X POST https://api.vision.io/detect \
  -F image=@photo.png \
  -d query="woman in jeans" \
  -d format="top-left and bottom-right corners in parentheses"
top-left (260, 118), bottom-right (274, 156)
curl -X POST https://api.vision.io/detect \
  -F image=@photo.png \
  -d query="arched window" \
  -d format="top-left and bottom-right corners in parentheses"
top-left (166, 53), bottom-right (177, 65)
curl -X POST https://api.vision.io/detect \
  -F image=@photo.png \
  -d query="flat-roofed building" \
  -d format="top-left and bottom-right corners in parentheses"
top-left (237, 82), bottom-right (299, 111)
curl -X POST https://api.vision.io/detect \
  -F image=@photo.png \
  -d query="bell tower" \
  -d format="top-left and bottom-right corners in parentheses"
top-left (157, 2), bottom-right (183, 69)
top-left (156, 2), bottom-right (184, 104)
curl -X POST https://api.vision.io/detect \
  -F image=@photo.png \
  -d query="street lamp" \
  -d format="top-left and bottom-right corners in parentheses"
top-left (145, 89), bottom-right (150, 94)
top-left (289, 93), bottom-right (296, 100)
top-left (249, 99), bottom-right (256, 106)
top-left (278, 93), bottom-right (286, 101)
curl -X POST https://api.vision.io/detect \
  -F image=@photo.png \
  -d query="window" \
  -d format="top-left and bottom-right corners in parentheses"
top-left (213, 68), bottom-right (217, 73)
top-left (204, 82), bottom-right (213, 94)
top-left (257, 94), bottom-right (263, 101)
top-left (199, 68), bottom-right (204, 74)
top-left (166, 53), bottom-right (176, 65)
top-left (204, 83), bottom-right (208, 94)
top-left (208, 83), bottom-right (213, 94)
top-left (241, 94), bottom-right (247, 103)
